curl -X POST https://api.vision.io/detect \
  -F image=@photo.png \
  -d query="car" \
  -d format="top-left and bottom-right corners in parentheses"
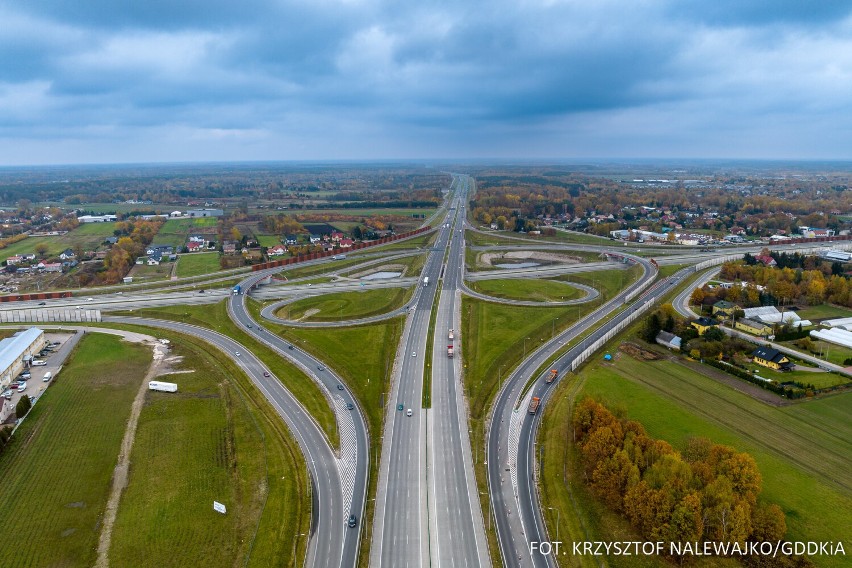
top-left (406, 408), bottom-right (413, 417)
top-left (235, 352), bottom-right (241, 357)
top-left (86, 297), bottom-right (94, 302)
top-left (31, 360), bottom-right (46, 366)
top-left (17, 382), bottom-right (27, 392)
top-left (336, 384), bottom-right (344, 391)
top-left (346, 402), bottom-right (354, 410)
top-left (2, 390), bottom-right (12, 400)
top-left (37, 302), bottom-right (46, 306)
top-left (307, 283), bottom-right (313, 287)
top-left (76, 306), bottom-right (82, 310)
top-left (347, 514), bottom-right (357, 528)
top-left (397, 404), bottom-right (404, 411)
top-left (198, 289), bottom-right (205, 293)
top-left (317, 365), bottom-right (325, 371)
top-left (263, 371), bottom-right (270, 377)
top-left (411, 351), bottom-right (416, 357)
top-left (247, 324), bottom-right (252, 328)
top-left (288, 344), bottom-right (294, 350)
top-left (20, 372), bottom-right (31, 379)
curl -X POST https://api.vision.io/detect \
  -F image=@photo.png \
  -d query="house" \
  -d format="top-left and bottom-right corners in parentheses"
top-left (188, 235), bottom-right (206, 243)
top-left (655, 331), bottom-right (682, 350)
top-left (59, 248), bottom-right (76, 260)
top-left (186, 241), bottom-right (204, 252)
top-left (691, 317), bottom-right (719, 336)
top-left (755, 255), bottom-right (777, 267)
top-left (147, 255), bottom-right (161, 265)
top-left (104, 236), bottom-right (118, 245)
top-left (5, 255), bottom-right (23, 266)
top-left (735, 318), bottom-right (773, 336)
top-left (285, 235), bottom-right (298, 245)
top-left (712, 300), bottom-right (738, 318)
top-left (39, 262), bottom-right (62, 273)
top-left (223, 241), bottom-right (237, 255)
top-left (331, 231), bottom-right (344, 242)
top-left (136, 257), bottom-right (145, 265)
top-left (268, 245), bottom-right (287, 256)
top-left (339, 238), bottom-right (354, 248)
top-left (309, 234), bottom-right (321, 244)
top-left (146, 245), bottom-right (174, 256)
top-left (752, 346), bottom-right (793, 371)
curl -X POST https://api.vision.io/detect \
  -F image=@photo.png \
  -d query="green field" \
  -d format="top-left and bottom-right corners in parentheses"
top-left (109, 335), bottom-right (307, 567)
top-left (154, 218), bottom-right (218, 248)
top-left (255, 234), bottom-right (281, 247)
top-left (277, 287), bottom-right (412, 321)
top-left (0, 333), bottom-right (151, 567)
top-left (123, 301), bottom-right (338, 449)
top-left (796, 303), bottom-right (852, 321)
top-left (540, 355), bottom-right (852, 567)
top-left (469, 278), bottom-right (583, 302)
top-left (176, 252), bottom-right (222, 277)
top-left (0, 222), bottom-right (118, 260)
top-left (127, 261), bottom-right (174, 282)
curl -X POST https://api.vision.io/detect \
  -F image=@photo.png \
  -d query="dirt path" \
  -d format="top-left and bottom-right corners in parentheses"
top-left (94, 340), bottom-right (170, 568)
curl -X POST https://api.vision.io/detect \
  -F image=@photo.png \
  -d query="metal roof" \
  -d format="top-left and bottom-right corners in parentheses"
top-left (0, 327), bottom-right (43, 372)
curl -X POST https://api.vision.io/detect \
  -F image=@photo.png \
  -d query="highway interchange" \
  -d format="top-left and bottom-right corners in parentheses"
top-left (3, 176), bottom-right (849, 567)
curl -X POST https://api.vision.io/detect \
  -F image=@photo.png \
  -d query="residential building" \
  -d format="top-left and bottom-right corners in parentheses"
top-left (712, 300), bottom-right (738, 318)
top-left (268, 245), bottom-right (287, 256)
top-left (691, 317), bottom-right (719, 336)
top-left (752, 346), bottom-right (793, 371)
top-left (59, 248), bottom-right (76, 260)
top-left (735, 318), bottom-right (773, 336)
top-left (186, 241), bottom-right (204, 252)
top-left (655, 331), bottom-right (682, 350)
top-left (339, 238), bottom-right (354, 248)
top-left (5, 255), bottom-right (23, 266)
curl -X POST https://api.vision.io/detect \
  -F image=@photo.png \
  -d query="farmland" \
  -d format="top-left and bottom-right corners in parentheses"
top-left (0, 222), bottom-right (118, 259)
top-left (109, 334), bottom-right (307, 567)
top-left (154, 217), bottom-right (218, 248)
top-left (540, 354), bottom-right (852, 567)
top-left (0, 333), bottom-right (151, 567)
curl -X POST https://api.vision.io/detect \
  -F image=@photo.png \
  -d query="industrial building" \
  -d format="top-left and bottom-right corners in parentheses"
top-left (0, 327), bottom-right (47, 388)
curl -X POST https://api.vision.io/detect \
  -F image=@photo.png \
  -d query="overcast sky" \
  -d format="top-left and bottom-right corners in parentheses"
top-left (2, 0), bottom-right (851, 165)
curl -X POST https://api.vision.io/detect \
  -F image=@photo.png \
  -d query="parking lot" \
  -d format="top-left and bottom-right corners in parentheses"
top-left (0, 331), bottom-right (81, 424)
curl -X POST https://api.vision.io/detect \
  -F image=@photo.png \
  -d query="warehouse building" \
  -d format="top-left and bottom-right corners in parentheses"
top-left (0, 328), bottom-right (46, 388)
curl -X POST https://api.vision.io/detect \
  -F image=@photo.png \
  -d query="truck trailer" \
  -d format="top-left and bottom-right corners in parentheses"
top-left (528, 396), bottom-right (541, 414)
top-left (149, 381), bottom-right (178, 393)
top-left (423, 277), bottom-right (429, 287)
top-left (448, 329), bottom-right (454, 341)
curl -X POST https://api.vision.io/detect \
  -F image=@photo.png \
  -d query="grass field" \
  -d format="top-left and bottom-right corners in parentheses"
top-left (0, 333), bottom-right (151, 567)
top-left (260, 314), bottom-right (403, 567)
top-left (367, 231), bottom-right (436, 251)
top-left (124, 301), bottom-right (338, 449)
top-left (468, 278), bottom-right (583, 302)
top-left (254, 234), bottom-right (280, 247)
top-left (109, 335), bottom-right (307, 567)
top-left (0, 222), bottom-right (118, 259)
top-left (154, 218), bottom-right (218, 248)
top-left (796, 303), bottom-right (852, 321)
top-left (539, 354), bottom-right (852, 567)
top-left (127, 261), bottom-right (174, 282)
top-left (176, 252), bottom-right (222, 278)
top-left (276, 287), bottom-right (412, 321)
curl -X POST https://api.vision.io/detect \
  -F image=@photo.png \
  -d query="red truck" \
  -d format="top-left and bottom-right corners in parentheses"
top-left (546, 369), bottom-right (558, 384)
top-left (447, 344), bottom-right (454, 358)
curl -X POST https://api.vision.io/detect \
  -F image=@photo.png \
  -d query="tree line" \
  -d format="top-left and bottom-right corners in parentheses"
top-left (572, 398), bottom-right (810, 566)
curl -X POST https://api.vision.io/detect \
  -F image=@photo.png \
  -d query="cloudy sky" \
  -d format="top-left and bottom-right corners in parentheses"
top-left (2, 0), bottom-right (852, 165)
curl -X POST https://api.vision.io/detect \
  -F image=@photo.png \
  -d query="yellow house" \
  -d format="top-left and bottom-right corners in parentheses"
top-left (735, 318), bottom-right (773, 337)
top-left (691, 317), bottom-right (719, 336)
top-left (712, 300), bottom-right (737, 318)
top-left (752, 346), bottom-right (792, 371)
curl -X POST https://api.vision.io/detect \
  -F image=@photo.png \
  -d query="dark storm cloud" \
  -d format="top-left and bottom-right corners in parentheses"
top-left (1, 0), bottom-right (851, 163)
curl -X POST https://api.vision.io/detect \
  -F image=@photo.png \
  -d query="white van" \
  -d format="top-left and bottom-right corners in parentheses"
top-left (31, 360), bottom-right (47, 366)
top-left (43, 372), bottom-right (52, 382)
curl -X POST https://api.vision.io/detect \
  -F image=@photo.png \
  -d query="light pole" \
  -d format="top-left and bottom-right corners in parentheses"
top-left (548, 506), bottom-right (561, 541)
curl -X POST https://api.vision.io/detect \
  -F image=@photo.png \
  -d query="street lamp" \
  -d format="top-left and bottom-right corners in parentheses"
top-left (548, 507), bottom-right (561, 541)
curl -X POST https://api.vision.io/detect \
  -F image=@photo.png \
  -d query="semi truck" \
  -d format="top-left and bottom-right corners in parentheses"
top-left (528, 396), bottom-right (541, 414)
top-left (423, 276), bottom-right (429, 287)
top-left (232, 285), bottom-right (242, 295)
top-left (448, 329), bottom-right (454, 341)
top-left (447, 344), bottom-right (454, 358)
top-left (546, 369), bottom-right (558, 384)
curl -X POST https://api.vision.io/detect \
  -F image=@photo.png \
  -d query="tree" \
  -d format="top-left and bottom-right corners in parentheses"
top-left (15, 395), bottom-right (31, 418)
top-left (35, 243), bottom-right (49, 257)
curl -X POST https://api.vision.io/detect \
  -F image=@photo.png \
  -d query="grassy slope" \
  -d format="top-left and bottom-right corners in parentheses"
top-left (279, 287), bottom-right (412, 321)
top-left (0, 334), bottom-right (150, 567)
top-left (468, 278), bottom-right (582, 302)
top-left (109, 333), bottom-right (307, 567)
top-left (124, 301), bottom-right (339, 448)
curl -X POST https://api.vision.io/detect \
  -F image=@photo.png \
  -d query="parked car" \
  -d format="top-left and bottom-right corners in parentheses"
top-left (2, 390), bottom-right (13, 400)
top-left (17, 382), bottom-right (27, 392)
top-left (31, 360), bottom-right (47, 366)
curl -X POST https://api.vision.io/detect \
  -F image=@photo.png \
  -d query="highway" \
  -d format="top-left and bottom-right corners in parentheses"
top-left (426, 176), bottom-right (489, 566)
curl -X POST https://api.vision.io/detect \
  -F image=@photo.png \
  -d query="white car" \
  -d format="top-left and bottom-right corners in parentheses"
top-left (406, 408), bottom-right (413, 417)
top-left (31, 360), bottom-right (47, 366)
top-left (86, 297), bottom-right (94, 301)
top-left (412, 351), bottom-right (416, 357)
top-left (235, 352), bottom-right (241, 357)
